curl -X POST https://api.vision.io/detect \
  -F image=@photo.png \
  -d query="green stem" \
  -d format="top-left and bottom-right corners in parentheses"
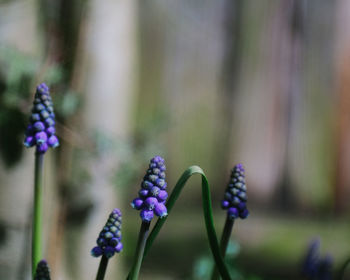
top-left (95, 255), bottom-right (109, 280)
top-left (129, 221), bottom-right (151, 280)
top-left (32, 153), bottom-right (44, 276)
top-left (337, 257), bottom-right (350, 280)
top-left (211, 216), bottom-right (235, 280)
top-left (141, 166), bottom-right (231, 280)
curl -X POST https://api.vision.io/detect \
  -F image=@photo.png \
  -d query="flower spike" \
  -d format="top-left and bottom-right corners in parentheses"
top-left (221, 163), bottom-right (249, 220)
top-left (34, 260), bottom-right (51, 280)
top-left (24, 83), bottom-right (59, 154)
top-left (131, 156), bottom-right (168, 222)
top-left (91, 208), bottom-right (123, 259)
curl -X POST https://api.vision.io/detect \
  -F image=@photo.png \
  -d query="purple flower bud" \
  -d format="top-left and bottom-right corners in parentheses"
top-left (144, 197), bottom-right (158, 210)
top-left (34, 259), bottom-right (51, 280)
top-left (97, 237), bottom-right (107, 246)
top-left (45, 118), bottom-right (55, 127)
top-left (35, 132), bottom-right (47, 143)
top-left (33, 121), bottom-right (45, 131)
top-left (139, 189), bottom-right (149, 197)
top-left (115, 242), bottom-right (123, 253)
top-left (24, 136), bottom-right (35, 147)
top-left (221, 164), bottom-right (249, 220)
top-left (131, 198), bottom-right (143, 210)
top-left (132, 156), bottom-right (168, 221)
top-left (40, 110), bottom-right (50, 119)
top-left (140, 209), bottom-right (154, 222)
top-left (142, 181), bottom-right (153, 190)
top-left (150, 186), bottom-right (160, 196)
top-left (91, 246), bottom-right (103, 257)
top-left (47, 135), bottom-right (59, 148)
top-left (227, 207), bottom-right (239, 219)
top-left (221, 200), bottom-right (230, 209)
top-left (239, 209), bottom-right (249, 219)
top-left (156, 178), bottom-right (166, 188)
top-left (157, 190), bottom-right (168, 202)
top-left (154, 203), bottom-right (168, 218)
top-left (31, 113), bottom-right (41, 122)
top-left (91, 208), bottom-right (123, 258)
top-left (110, 238), bottom-right (120, 247)
top-left (36, 143), bottom-right (48, 154)
top-left (104, 246), bottom-right (115, 258)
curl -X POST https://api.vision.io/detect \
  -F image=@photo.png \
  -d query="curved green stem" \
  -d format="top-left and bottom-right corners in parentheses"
top-left (337, 257), bottom-right (350, 280)
top-left (129, 221), bottom-right (151, 280)
top-left (32, 153), bottom-right (44, 277)
top-left (95, 255), bottom-right (109, 280)
top-left (141, 166), bottom-right (232, 280)
top-left (211, 216), bottom-right (234, 280)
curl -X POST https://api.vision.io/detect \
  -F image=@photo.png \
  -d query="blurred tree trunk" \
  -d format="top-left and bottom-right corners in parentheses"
top-left (334, 0), bottom-right (350, 213)
top-left (211, 0), bottom-right (244, 194)
top-left (274, 0), bottom-right (306, 210)
top-left (49, 0), bottom-right (138, 279)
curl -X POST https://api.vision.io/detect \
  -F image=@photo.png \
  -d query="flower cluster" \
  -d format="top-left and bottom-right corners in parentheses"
top-left (302, 239), bottom-right (333, 280)
top-left (91, 208), bottom-right (123, 258)
top-left (131, 156), bottom-right (168, 222)
top-left (34, 260), bottom-right (51, 280)
top-left (221, 163), bottom-right (249, 219)
top-left (24, 83), bottom-right (59, 154)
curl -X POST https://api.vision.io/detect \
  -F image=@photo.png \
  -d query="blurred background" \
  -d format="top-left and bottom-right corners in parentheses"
top-left (1, 0), bottom-right (350, 279)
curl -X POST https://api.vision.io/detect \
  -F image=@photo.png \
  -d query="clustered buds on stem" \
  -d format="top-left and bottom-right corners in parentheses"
top-left (302, 239), bottom-right (333, 280)
top-left (24, 83), bottom-right (59, 154)
top-left (131, 156), bottom-right (168, 222)
top-left (34, 260), bottom-right (51, 280)
top-left (221, 163), bottom-right (249, 220)
top-left (91, 208), bottom-right (123, 258)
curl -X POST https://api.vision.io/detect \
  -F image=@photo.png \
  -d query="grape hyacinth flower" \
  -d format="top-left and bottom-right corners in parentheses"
top-left (92, 209), bottom-right (123, 280)
top-left (91, 208), bottom-right (123, 258)
top-left (212, 163), bottom-right (249, 280)
top-left (25, 84), bottom-right (59, 276)
top-left (129, 156), bottom-right (168, 280)
top-left (24, 83), bottom-right (59, 154)
top-left (220, 163), bottom-right (249, 220)
top-left (34, 260), bottom-right (51, 280)
top-left (301, 239), bottom-right (333, 280)
top-left (302, 239), bottom-right (321, 279)
top-left (131, 155), bottom-right (168, 222)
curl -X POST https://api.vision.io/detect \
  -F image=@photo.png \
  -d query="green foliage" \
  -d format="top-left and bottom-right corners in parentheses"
top-left (0, 46), bottom-right (38, 167)
top-left (193, 241), bottom-right (263, 280)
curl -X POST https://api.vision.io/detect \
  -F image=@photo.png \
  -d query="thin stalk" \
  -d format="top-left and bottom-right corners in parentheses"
top-left (129, 221), bottom-right (151, 280)
top-left (211, 216), bottom-right (234, 280)
top-left (32, 153), bottom-right (44, 276)
top-left (95, 255), bottom-right (109, 280)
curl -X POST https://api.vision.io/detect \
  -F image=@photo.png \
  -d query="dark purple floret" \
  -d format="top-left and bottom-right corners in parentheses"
top-left (131, 156), bottom-right (168, 222)
top-left (24, 83), bottom-right (59, 154)
top-left (221, 164), bottom-right (249, 220)
top-left (34, 259), bottom-right (51, 280)
top-left (91, 208), bottom-right (123, 258)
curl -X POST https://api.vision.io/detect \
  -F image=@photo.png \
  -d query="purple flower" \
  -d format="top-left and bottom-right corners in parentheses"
top-left (221, 164), bottom-right (249, 220)
top-left (24, 83), bottom-right (59, 154)
top-left (131, 156), bottom-right (168, 222)
top-left (301, 239), bottom-right (333, 280)
top-left (34, 259), bottom-right (51, 280)
top-left (91, 208), bottom-right (123, 258)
